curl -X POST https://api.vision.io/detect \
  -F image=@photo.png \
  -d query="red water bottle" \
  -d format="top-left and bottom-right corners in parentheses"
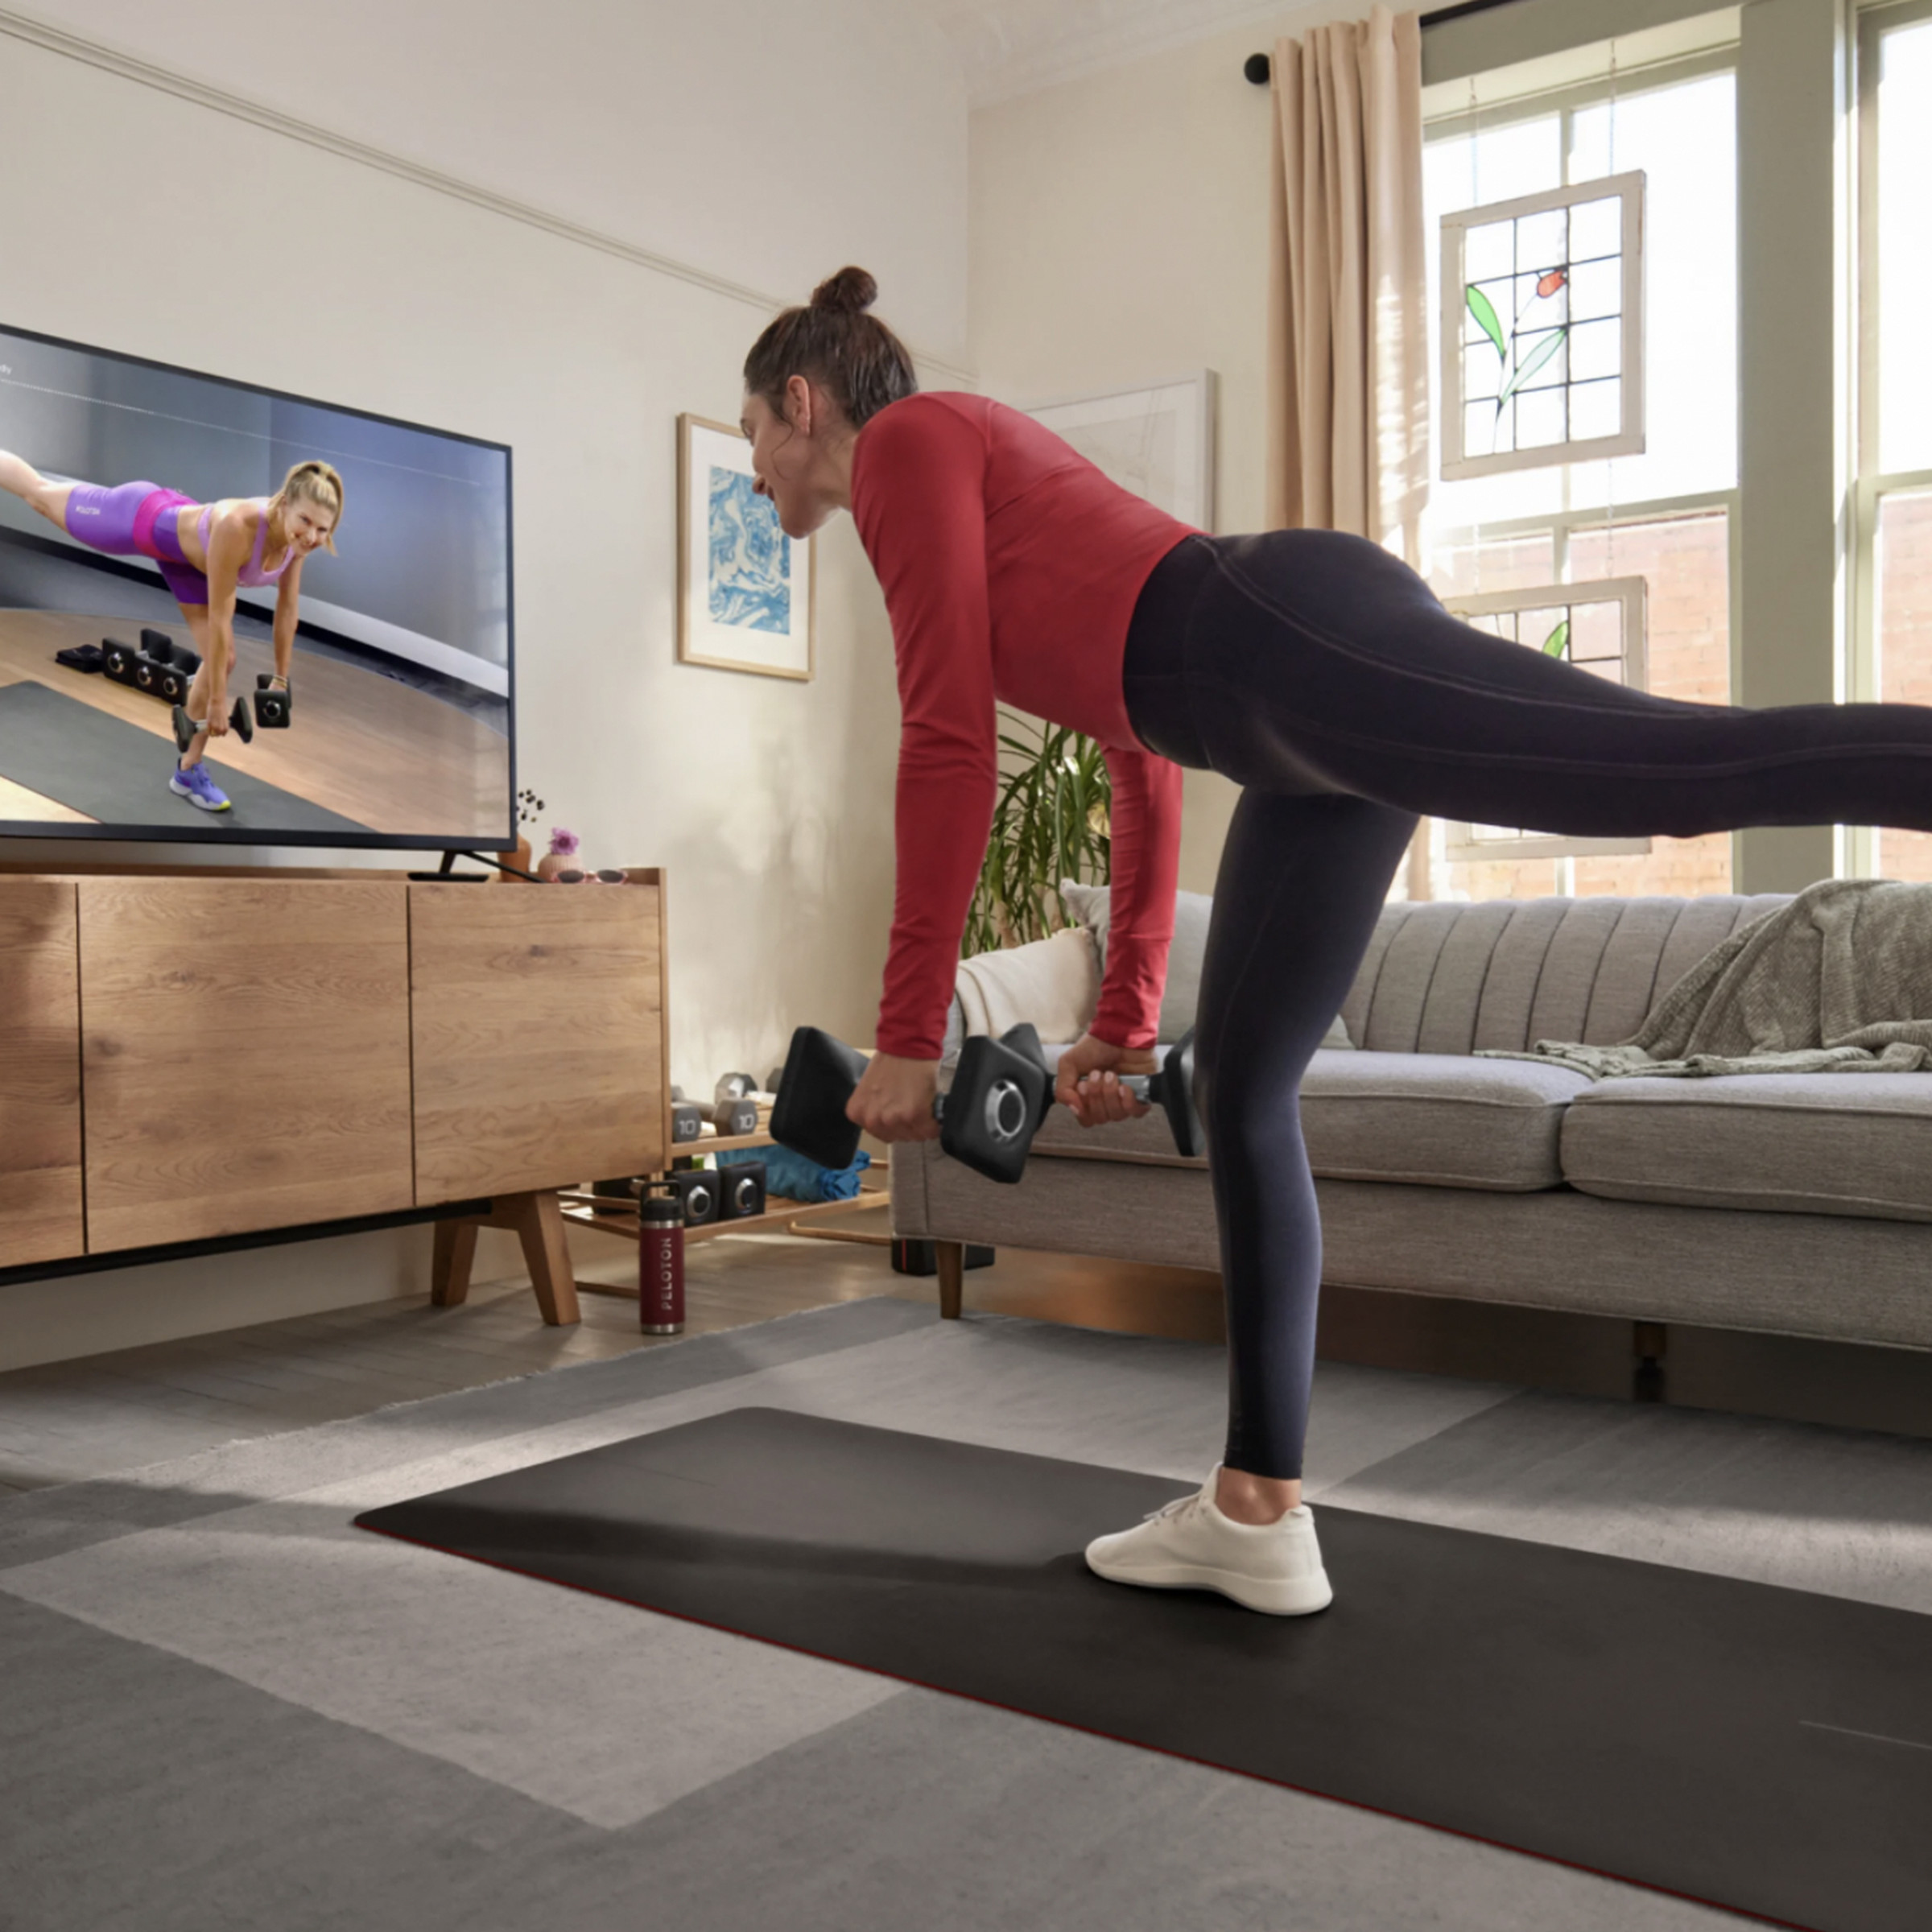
top-left (638, 1187), bottom-right (685, 1334)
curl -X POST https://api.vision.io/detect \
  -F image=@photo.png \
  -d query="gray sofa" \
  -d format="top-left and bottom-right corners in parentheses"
top-left (891, 892), bottom-right (1932, 1356)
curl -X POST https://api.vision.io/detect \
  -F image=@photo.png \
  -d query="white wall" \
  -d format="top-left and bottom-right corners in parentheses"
top-left (0, 6), bottom-right (968, 1367)
top-left (968, 3), bottom-right (1360, 893)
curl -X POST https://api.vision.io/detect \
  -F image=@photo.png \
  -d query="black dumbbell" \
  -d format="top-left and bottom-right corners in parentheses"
top-left (716, 1159), bottom-right (767, 1220)
top-left (254, 675), bottom-right (291, 729)
top-left (171, 697), bottom-right (254, 755)
top-left (156, 664), bottom-right (189, 704)
top-left (771, 1022), bottom-right (1202, 1187)
top-left (141, 627), bottom-right (175, 658)
top-left (132, 653), bottom-right (162, 693)
top-left (661, 1167), bottom-right (720, 1227)
top-left (769, 1022), bottom-right (1051, 1186)
top-left (101, 638), bottom-right (138, 687)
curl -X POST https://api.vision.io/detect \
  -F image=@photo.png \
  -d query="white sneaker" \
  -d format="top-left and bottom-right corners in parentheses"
top-left (1085, 1467), bottom-right (1333, 1616)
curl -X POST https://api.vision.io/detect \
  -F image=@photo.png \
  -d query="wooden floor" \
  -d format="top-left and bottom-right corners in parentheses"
top-left (0, 610), bottom-right (506, 836)
top-left (2, 1203), bottom-right (1929, 1494)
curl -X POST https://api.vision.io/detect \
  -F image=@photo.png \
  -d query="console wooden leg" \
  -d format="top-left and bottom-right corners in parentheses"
top-left (497, 1191), bottom-right (581, 1327)
top-left (935, 1240), bottom-right (965, 1321)
top-left (431, 1217), bottom-right (479, 1307)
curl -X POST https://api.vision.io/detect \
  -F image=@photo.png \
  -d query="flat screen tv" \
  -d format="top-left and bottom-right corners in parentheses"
top-left (0, 320), bottom-right (513, 852)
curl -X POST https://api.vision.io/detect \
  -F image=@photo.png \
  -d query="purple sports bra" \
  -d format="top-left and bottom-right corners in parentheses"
top-left (195, 498), bottom-right (297, 588)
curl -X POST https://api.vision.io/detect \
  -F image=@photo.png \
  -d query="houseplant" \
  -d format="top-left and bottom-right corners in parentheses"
top-left (962, 708), bottom-right (1112, 956)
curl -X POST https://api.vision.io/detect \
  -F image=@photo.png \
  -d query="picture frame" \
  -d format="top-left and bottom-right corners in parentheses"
top-left (1439, 171), bottom-right (1645, 481)
top-left (1021, 372), bottom-right (1217, 529)
top-left (1441, 576), bottom-right (1651, 860)
top-left (675, 413), bottom-right (815, 681)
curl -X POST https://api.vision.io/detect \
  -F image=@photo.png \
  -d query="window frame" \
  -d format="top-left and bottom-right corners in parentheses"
top-left (1422, 46), bottom-right (1741, 874)
top-left (1846, 0), bottom-right (1932, 880)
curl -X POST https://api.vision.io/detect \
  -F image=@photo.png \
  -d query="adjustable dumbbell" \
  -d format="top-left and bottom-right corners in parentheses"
top-left (253, 675), bottom-right (292, 729)
top-left (770, 1022), bottom-right (1203, 1187)
top-left (171, 698), bottom-right (254, 755)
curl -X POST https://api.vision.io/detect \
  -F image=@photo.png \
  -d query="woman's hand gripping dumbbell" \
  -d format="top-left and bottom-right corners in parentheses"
top-left (770, 1022), bottom-right (1201, 1187)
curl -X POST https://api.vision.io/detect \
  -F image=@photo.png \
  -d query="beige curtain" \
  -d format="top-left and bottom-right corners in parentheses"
top-left (1265, 5), bottom-right (1431, 894)
top-left (1266, 5), bottom-right (1429, 556)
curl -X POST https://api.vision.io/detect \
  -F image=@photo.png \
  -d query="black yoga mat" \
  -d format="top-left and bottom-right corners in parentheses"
top-left (0, 680), bottom-right (367, 834)
top-left (357, 1407), bottom-right (1932, 1932)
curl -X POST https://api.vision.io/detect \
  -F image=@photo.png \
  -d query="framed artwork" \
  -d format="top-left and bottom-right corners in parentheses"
top-left (1022, 372), bottom-right (1217, 529)
top-left (1439, 172), bottom-right (1645, 481)
top-left (1442, 576), bottom-right (1651, 861)
top-left (676, 413), bottom-right (815, 681)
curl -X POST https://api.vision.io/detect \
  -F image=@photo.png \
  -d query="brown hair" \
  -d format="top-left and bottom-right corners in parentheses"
top-left (274, 459), bottom-right (345, 552)
top-left (742, 266), bottom-right (919, 431)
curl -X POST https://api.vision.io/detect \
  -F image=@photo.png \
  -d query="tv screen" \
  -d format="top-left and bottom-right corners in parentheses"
top-left (0, 322), bottom-right (512, 850)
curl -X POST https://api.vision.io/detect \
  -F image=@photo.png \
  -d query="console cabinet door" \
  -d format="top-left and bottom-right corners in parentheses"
top-left (411, 881), bottom-right (666, 1201)
top-left (0, 879), bottom-right (84, 1268)
top-left (80, 878), bottom-right (414, 1253)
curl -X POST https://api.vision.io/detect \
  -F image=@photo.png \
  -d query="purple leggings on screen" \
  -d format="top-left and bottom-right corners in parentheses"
top-left (1121, 530), bottom-right (1932, 1480)
top-left (62, 480), bottom-right (211, 607)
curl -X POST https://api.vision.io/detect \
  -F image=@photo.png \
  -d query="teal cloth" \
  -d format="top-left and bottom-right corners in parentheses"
top-left (718, 1145), bottom-right (871, 1203)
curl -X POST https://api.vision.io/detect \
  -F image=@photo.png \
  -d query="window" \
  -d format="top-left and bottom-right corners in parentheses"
top-left (1854, 2), bottom-right (1932, 883)
top-left (1419, 44), bottom-right (1737, 902)
top-left (1441, 173), bottom-right (1645, 478)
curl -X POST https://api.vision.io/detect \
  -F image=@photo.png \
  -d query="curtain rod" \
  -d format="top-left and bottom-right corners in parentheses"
top-left (1244, 0), bottom-right (1517, 81)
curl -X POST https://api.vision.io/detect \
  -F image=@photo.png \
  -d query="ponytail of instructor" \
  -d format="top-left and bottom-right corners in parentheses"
top-left (741, 266), bottom-right (1932, 1618)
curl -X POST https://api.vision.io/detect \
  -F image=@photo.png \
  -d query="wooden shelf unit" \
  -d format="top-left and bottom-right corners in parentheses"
top-left (0, 867), bottom-right (671, 1324)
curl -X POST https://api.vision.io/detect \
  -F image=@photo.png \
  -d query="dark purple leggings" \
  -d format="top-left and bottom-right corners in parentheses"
top-left (1121, 530), bottom-right (1932, 1480)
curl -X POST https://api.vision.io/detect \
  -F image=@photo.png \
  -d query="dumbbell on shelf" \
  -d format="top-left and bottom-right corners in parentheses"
top-left (770, 1022), bottom-right (1202, 1187)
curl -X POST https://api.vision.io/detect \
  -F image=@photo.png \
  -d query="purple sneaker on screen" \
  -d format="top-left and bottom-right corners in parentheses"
top-left (168, 762), bottom-right (230, 811)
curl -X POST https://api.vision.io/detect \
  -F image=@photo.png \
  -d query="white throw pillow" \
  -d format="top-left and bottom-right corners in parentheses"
top-left (1058, 878), bottom-right (1354, 1048)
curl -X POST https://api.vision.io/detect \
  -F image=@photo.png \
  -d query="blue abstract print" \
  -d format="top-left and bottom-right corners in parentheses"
top-left (708, 467), bottom-right (791, 634)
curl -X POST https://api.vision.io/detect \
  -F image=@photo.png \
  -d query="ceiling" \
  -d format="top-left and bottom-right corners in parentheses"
top-left (923, 0), bottom-right (1329, 106)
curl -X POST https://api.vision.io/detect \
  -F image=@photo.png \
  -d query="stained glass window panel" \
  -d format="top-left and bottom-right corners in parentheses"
top-left (1441, 175), bottom-right (1641, 477)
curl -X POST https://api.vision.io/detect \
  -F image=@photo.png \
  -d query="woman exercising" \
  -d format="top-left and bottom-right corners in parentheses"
top-left (742, 267), bottom-right (1932, 1616)
top-left (0, 453), bottom-right (342, 811)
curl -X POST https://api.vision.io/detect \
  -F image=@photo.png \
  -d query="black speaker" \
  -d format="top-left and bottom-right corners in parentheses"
top-left (716, 1160), bottom-right (767, 1221)
top-left (890, 1239), bottom-right (995, 1277)
top-left (664, 1167), bottom-right (720, 1227)
top-left (670, 1102), bottom-right (704, 1144)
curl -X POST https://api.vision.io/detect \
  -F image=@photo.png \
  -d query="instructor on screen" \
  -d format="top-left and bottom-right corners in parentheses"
top-left (0, 452), bottom-right (342, 811)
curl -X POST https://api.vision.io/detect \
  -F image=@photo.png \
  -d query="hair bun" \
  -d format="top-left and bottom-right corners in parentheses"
top-left (811, 266), bottom-right (877, 315)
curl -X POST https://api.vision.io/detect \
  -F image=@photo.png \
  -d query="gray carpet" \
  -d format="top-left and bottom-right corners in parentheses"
top-left (0, 679), bottom-right (369, 835)
top-left (3, 1294), bottom-right (1929, 1930)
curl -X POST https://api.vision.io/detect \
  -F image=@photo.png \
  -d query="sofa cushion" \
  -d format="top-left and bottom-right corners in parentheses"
top-left (1299, 1051), bottom-right (1591, 1190)
top-left (1562, 1073), bottom-right (1932, 1222)
top-left (1022, 1047), bottom-right (1587, 1190)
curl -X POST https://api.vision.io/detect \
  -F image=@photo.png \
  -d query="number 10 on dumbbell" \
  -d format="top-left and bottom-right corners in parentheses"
top-left (770, 1022), bottom-right (1201, 1187)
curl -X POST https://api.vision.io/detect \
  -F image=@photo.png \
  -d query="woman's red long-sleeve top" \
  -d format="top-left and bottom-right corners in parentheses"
top-left (848, 391), bottom-right (1196, 1060)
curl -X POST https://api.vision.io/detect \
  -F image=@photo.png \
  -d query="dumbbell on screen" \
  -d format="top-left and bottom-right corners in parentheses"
top-left (770, 1023), bottom-right (1202, 1187)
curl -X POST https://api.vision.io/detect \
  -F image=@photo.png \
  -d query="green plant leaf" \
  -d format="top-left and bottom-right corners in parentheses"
top-left (1497, 325), bottom-right (1567, 407)
top-left (1466, 284), bottom-right (1506, 361)
top-left (966, 712), bottom-right (1113, 955)
top-left (1542, 617), bottom-right (1571, 658)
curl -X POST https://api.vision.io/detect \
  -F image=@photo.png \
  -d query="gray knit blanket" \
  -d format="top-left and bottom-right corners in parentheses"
top-left (1474, 878), bottom-right (1932, 1079)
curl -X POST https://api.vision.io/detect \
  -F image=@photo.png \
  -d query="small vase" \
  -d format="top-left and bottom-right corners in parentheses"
top-left (536, 850), bottom-right (573, 882)
top-left (495, 836), bottom-right (533, 883)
